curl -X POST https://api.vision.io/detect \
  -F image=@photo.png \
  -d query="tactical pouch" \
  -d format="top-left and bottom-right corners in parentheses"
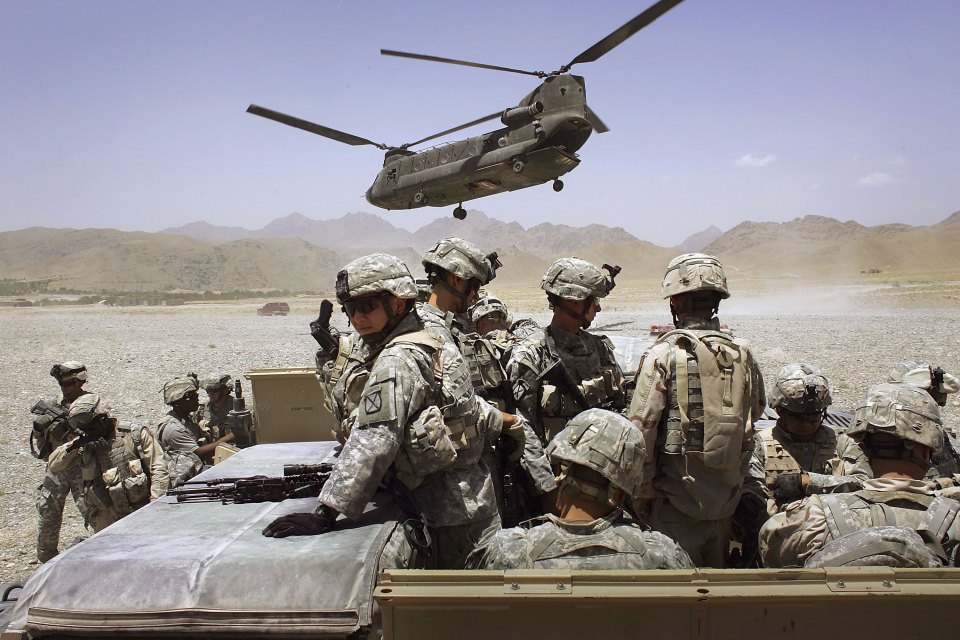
top-left (702, 421), bottom-right (742, 469)
top-left (395, 405), bottom-right (457, 489)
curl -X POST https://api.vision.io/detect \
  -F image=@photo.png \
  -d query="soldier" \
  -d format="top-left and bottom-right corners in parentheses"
top-left (761, 383), bottom-right (960, 568)
top-left (34, 361), bottom-right (91, 562)
top-left (507, 257), bottom-right (626, 446)
top-left (198, 373), bottom-right (235, 441)
top-left (747, 363), bottom-right (872, 513)
top-left (887, 360), bottom-right (960, 477)
top-left (47, 394), bottom-right (169, 532)
top-left (470, 295), bottom-right (511, 337)
top-left (157, 376), bottom-right (232, 485)
top-left (628, 253), bottom-right (765, 568)
top-left (419, 238), bottom-right (547, 526)
top-left (469, 409), bottom-right (692, 569)
top-left (263, 253), bottom-right (507, 569)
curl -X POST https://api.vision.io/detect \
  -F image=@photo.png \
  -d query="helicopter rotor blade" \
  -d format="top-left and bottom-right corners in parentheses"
top-left (564, 0), bottom-right (685, 70)
top-left (246, 104), bottom-right (391, 150)
top-left (404, 111), bottom-right (503, 148)
top-left (381, 49), bottom-right (546, 78)
top-left (584, 106), bottom-right (610, 134)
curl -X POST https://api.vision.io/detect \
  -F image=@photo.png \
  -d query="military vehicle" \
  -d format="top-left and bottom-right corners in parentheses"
top-left (5, 353), bottom-right (960, 639)
top-left (247, 0), bottom-right (686, 220)
top-left (256, 302), bottom-right (290, 317)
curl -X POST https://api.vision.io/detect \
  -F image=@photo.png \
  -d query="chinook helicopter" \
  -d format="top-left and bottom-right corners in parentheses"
top-left (247, 0), bottom-right (685, 219)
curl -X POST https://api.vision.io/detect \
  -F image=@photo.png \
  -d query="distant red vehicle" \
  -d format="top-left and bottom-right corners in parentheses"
top-left (257, 302), bottom-right (290, 316)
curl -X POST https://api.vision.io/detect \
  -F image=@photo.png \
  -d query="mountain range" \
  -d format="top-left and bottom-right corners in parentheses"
top-left (2, 209), bottom-right (958, 293)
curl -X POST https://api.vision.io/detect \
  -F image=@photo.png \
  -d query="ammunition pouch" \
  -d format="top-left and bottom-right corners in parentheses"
top-left (395, 405), bottom-right (459, 490)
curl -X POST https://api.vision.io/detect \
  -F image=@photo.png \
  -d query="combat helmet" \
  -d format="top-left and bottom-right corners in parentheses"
top-left (848, 383), bottom-right (944, 464)
top-left (887, 361), bottom-right (960, 407)
top-left (469, 296), bottom-right (509, 326)
top-left (335, 253), bottom-right (418, 303)
top-left (50, 361), bottom-right (87, 383)
top-left (200, 373), bottom-right (232, 393)
top-left (540, 257), bottom-right (619, 301)
top-left (422, 237), bottom-right (500, 286)
top-left (768, 363), bottom-right (833, 415)
top-left (546, 408), bottom-right (645, 506)
top-left (67, 393), bottom-right (109, 431)
top-left (162, 376), bottom-right (200, 406)
top-left (661, 253), bottom-right (730, 300)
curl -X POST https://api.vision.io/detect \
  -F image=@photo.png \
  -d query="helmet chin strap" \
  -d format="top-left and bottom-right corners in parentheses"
top-left (553, 298), bottom-right (593, 329)
top-left (434, 274), bottom-right (474, 312)
top-left (357, 297), bottom-right (407, 350)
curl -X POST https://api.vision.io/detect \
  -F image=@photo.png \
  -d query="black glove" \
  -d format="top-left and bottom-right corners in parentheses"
top-left (772, 473), bottom-right (806, 507)
top-left (262, 505), bottom-right (336, 538)
top-left (66, 432), bottom-right (107, 453)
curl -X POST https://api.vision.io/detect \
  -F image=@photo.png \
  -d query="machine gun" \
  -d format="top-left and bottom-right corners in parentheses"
top-left (29, 399), bottom-right (71, 460)
top-left (227, 378), bottom-right (256, 448)
top-left (168, 462), bottom-right (334, 504)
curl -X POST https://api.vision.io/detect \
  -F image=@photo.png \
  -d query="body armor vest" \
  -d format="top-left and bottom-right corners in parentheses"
top-left (83, 425), bottom-right (151, 516)
top-left (657, 328), bottom-right (753, 468)
top-left (760, 426), bottom-right (839, 487)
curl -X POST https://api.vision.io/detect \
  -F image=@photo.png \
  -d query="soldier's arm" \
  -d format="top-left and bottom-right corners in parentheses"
top-left (805, 433), bottom-right (873, 495)
top-left (159, 421), bottom-right (201, 454)
top-left (505, 346), bottom-right (543, 430)
top-left (748, 353), bottom-right (766, 429)
top-left (742, 432), bottom-right (769, 502)
top-left (138, 426), bottom-right (170, 500)
top-left (318, 350), bottom-right (428, 521)
top-left (628, 346), bottom-right (670, 499)
top-left (759, 497), bottom-right (830, 568)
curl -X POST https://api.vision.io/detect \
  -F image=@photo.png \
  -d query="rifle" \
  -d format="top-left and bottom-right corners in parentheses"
top-left (540, 329), bottom-right (591, 413)
top-left (30, 399), bottom-right (71, 459)
top-left (168, 462), bottom-right (334, 504)
top-left (310, 299), bottom-right (338, 356)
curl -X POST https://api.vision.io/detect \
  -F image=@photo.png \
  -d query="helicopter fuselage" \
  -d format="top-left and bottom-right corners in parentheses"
top-left (366, 74), bottom-right (595, 210)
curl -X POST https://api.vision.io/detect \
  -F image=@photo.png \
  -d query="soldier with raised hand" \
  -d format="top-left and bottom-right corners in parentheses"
top-left (761, 383), bottom-right (960, 568)
top-left (628, 253), bottom-right (765, 568)
top-left (34, 361), bottom-right (91, 562)
top-left (887, 360), bottom-right (960, 478)
top-left (748, 363), bottom-right (872, 512)
top-left (48, 394), bottom-right (169, 532)
top-left (468, 408), bottom-right (693, 570)
top-left (263, 253), bottom-right (503, 569)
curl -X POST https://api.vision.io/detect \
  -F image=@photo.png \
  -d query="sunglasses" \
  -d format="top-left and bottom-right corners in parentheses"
top-left (342, 294), bottom-right (388, 318)
top-left (780, 409), bottom-right (823, 424)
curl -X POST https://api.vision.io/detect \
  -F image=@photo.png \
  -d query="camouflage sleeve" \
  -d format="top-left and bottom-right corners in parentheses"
top-left (470, 527), bottom-right (533, 569)
top-left (319, 349), bottom-right (431, 521)
top-left (640, 530), bottom-right (696, 569)
top-left (139, 426), bottom-right (170, 500)
top-left (520, 419), bottom-right (558, 495)
top-left (47, 439), bottom-right (81, 473)
top-left (742, 432), bottom-right (769, 502)
top-left (627, 344), bottom-right (671, 499)
top-left (805, 433), bottom-right (872, 495)
top-left (159, 421), bottom-right (200, 454)
top-left (505, 343), bottom-right (544, 430)
top-left (759, 497), bottom-right (830, 568)
top-left (477, 397), bottom-right (504, 445)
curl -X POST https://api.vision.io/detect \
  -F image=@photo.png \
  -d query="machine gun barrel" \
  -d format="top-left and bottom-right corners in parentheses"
top-left (179, 462), bottom-right (333, 487)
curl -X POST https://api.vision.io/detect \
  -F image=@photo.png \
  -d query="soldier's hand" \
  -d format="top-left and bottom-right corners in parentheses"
top-left (501, 413), bottom-right (526, 462)
top-left (772, 473), bottom-right (805, 507)
top-left (262, 506), bottom-right (336, 538)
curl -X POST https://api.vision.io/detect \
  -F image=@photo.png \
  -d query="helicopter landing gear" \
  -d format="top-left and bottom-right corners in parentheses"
top-left (553, 179), bottom-right (564, 192)
top-left (413, 192), bottom-right (427, 206)
top-left (512, 158), bottom-right (525, 174)
top-left (453, 205), bottom-right (467, 220)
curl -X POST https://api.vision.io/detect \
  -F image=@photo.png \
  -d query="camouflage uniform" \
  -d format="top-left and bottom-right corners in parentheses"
top-left (470, 409), bottom-right (693, 570)
top-left (629, 254), bottom-right (765, 567)
top-left (198, 373), bottom-right (233, 439)
top-left (887, 361), bottom-right (960, 477)
top-left (35, 361), bottom-right (90, 562)
top-left (315, 253), bottom-right (502, 569)
top-left (761, 383), bottom-right (960, 568)
top-left (48, 394), bottom-right (169, 532)
top-left (156, 377), bottom-right (206, 485)
top-left (746, 364), bottom-right (872, 515)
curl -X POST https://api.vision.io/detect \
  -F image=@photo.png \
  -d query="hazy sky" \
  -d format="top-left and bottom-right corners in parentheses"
top-left (1, 0), bottom-right (957, 246)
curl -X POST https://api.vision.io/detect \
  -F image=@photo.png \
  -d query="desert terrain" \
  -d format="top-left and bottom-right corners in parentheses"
top-left (2, 279), bottom-right (960, 585)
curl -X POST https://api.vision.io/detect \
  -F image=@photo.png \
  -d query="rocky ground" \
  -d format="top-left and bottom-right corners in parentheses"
top-left (2, 298), bottom-right (958, 585)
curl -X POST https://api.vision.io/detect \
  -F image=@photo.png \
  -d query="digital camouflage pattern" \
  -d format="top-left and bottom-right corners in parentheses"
top-left (199, 373), bottom-right (232, 392)
top-left (470, 510), bottom-right (694, 570)
top-left (547, 408), bottom-right (646, 502)
top-left (804, 525), bottom-right (943, 568)
top-left (540, 257), bottom-right (613, 301)
top-left (847, 382), bottom-right (943, 451)
top-left (760, 477), bottom-right (960, 567)
top-left (767, 363), bottom-right (832, 414)
top-left (469, 296), bottom-right (509, 326)
top-left (156, 410), bottom-right (206, 486)
top-left (162, 376), bottom-right (199, 405)
top-left (336, 253), bottom-right (418, 302)
top-left (422, 237), bottom-right (496, 285)
top-left (660, 253), bottom-right (730, 299)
